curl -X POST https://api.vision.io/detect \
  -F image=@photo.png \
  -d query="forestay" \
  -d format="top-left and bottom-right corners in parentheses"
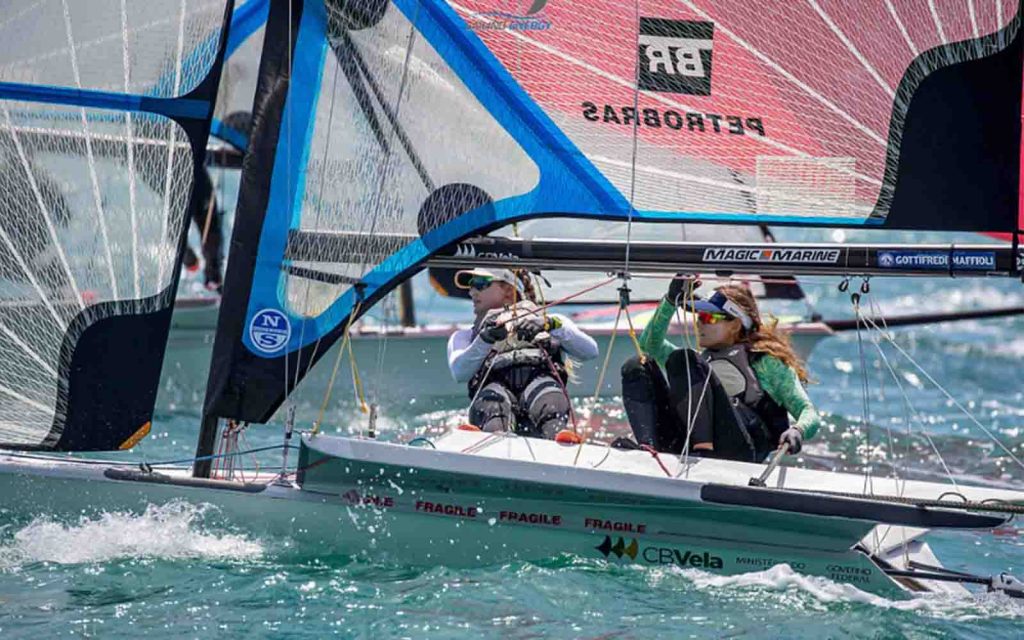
top-left (0, 0), bottom-right (232, 450)
top-left (206, 0), bottom-right (1023, 423)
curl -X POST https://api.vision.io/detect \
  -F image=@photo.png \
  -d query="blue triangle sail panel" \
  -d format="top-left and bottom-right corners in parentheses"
top-left (207, 0), bottom-right (1023, 423)
top-left (0, 0), bottom-right (235, 450)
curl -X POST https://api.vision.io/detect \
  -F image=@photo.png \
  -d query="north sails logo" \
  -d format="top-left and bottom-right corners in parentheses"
top-left (638, 18), bottom-right (714, 95)
top-left (249, 308), bottom-right (291, 353)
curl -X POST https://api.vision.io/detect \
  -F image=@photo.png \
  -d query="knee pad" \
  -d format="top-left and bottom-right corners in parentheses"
top-left (469, 383), bottom-right (514, 432)
top-left (522, 377), bottom-right (569, 436)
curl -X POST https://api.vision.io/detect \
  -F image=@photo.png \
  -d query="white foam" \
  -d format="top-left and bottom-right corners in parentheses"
top-left (0, 501), bottom-right (263, 567)
top-left (680, 564), bottom-right (1023, 620)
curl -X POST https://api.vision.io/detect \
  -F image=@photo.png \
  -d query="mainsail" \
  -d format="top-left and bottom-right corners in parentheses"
top-left (0, 1), bottom-right (233, 449)
top-left (206, 0), bottom-right (1023, 424)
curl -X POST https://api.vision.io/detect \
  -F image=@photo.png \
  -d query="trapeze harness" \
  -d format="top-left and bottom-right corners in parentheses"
top-left (703, 344), bottom-right (790, 461)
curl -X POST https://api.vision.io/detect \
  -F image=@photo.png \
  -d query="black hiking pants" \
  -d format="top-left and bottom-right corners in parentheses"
top-left (620, 350), bottom-right (760, 462)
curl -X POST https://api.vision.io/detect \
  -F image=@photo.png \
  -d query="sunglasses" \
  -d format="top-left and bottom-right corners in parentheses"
top-left (697, 310), bottom-right (732, 325)
top-left (468, 276), bottom-right (496, 291)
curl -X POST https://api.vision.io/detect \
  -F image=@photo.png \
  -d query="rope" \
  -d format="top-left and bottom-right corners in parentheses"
top-left (312, 300), bottom-right (364, 435)
top-left (574, 299), bottom-right (626, 465)
top-left (865, 315), bottom-right (959, 489)
top-left (677, 357), bottom-right (715, 477)
top-left (866, 294), bottom-right (915, 494)
top-left (574, 283), bottom-right (644, 464)
top-left (407, 437), bottom-right (436, 448)
top-left (346, 327), bottom-right (369, 414)
top-left (539, 347), bottom-right (578, 434)
top-left (621, 303), bottom-right (646, 361)
top-left (640, 444), bottom-right (673, 477)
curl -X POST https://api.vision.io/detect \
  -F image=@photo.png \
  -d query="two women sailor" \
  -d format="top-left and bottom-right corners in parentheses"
top-left (446, 268), bottom-right (598, 438)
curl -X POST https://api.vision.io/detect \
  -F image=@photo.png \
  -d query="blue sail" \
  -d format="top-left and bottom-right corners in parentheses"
top-left (0, 1), bottom-right (234, 449)
top-left (206, 0), bottom-right (1023, 422)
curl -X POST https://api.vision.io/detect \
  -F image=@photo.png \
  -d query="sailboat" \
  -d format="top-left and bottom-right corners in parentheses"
top-left (2, 0), bottom-right (1024, 599)
top-left (159, 1), bottom-right (1024, 410)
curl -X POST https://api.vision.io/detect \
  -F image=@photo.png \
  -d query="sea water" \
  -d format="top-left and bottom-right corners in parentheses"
top-left (2, 236), bottom-right (1023, 638)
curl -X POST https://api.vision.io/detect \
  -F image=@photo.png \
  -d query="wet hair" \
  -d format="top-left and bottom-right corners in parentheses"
top-left (514, 270), bottom-right (539, 303)
top-left (716, 284), bottom-right (810, 384)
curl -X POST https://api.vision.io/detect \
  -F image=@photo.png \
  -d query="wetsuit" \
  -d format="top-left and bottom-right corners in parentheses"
top-left (621, 299), bottom-right (820, 462)
top-left (448, 307), bottom-right (598, 438)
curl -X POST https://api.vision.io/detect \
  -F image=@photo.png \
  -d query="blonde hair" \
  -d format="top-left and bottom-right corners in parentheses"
top-left (716, 284), bottom-right (810, 384)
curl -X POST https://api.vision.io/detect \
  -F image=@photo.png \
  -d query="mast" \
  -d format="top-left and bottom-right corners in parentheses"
top-left (195, 0), bottom-right (300, 476)
top-left (398, 280), bottom-right (416, 327)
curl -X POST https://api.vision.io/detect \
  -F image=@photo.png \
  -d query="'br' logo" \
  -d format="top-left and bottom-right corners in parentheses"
top-left (638, 18), bottom-right (714, 95)
top-left (249, 308), bottom-right (291, 354)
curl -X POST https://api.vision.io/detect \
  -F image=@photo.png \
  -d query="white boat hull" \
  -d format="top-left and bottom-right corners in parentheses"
top-left (4, 429), bottom-right (1019, 599)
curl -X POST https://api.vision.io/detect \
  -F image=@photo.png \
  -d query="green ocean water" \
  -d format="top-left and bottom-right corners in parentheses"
top-left (2, 237), bottom-right (1024, 638)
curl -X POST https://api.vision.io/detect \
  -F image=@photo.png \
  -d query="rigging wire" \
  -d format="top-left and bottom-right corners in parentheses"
top-left (622, 0), bottom-right (642, 278)
top-left (866, 292), bottom-right (913, 491)
top-left (851, 290), bottom-right (876, 495)
top-left (860, 312), bottom-right (1024, 473)
top-left (312, 300), bottom-right (365, 435)
top-left (294, 50), bottom-right (345, 392)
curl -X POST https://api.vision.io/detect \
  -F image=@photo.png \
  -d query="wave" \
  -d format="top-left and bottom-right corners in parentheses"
top-left (0, 501), bottom-right (263, 568)
top-left (680, 563), bottom-right (1023, 620)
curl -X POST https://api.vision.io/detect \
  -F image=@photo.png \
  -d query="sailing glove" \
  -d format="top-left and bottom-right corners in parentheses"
top-left (666, 274), bottom-right (701, 306)
top-left (779, 427), bottom-right (803, 455)
top-left (515, 314), bottom-right (560, 341)
top-left (478, 320), bottom-right (508, 344)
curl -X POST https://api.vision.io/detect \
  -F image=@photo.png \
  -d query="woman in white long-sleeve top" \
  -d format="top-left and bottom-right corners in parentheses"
top-left (446, 268), bottom-right (598, 439)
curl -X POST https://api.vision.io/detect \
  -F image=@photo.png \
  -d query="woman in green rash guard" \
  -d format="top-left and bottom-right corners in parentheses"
top-left (619, 277), bottom-right (821, 462)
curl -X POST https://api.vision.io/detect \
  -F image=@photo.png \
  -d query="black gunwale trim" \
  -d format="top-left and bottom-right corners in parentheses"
top-left (701, 484), bottom-right (1008, 529)
top-left (104, 467), bottom-right (267, 493)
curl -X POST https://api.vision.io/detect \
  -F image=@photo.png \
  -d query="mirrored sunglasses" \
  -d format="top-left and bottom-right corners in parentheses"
top-left (697, 310), bottom-right (732, 325)
top-left (468, 276), bottom-right (496, 291)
